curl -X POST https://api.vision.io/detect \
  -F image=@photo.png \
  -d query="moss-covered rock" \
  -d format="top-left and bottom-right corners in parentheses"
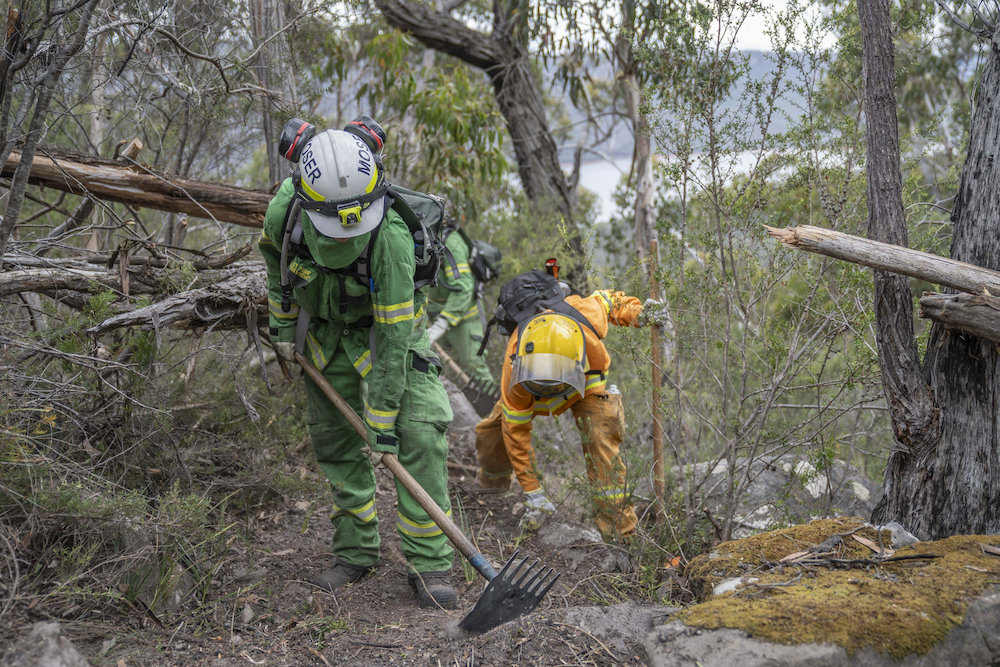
top-left (678, 517), bottom-right (1000, 659)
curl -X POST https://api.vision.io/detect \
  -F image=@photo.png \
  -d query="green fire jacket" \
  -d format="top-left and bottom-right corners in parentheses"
top-left (426, 229), bottom-right (478, 325)
top-left (258, 178), bottom-right (428, 452)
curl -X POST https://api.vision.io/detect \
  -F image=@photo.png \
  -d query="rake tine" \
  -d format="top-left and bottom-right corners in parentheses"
top-left (526, 567), bottom-right (555, 595)
top-left (521, 565), bottom-right (549, 593)
top-left (537, 572), bottom-right (561, 598)
top-left (497, 550), bottom-right (521, 581)
top-left (512, 559), bottom-right (541, 588)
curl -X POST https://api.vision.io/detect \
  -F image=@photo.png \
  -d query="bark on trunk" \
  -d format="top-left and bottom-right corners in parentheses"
top-left (914, 28), bottom-right (1000, 537)
top-left (1, 146), bottom-right (271, 226)
top-left (919, 292), bottom-right (1000, 345)
top-left (373, 0), bottom-right (573, 223)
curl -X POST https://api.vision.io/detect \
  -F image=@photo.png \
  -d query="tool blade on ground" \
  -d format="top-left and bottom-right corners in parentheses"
top-left (458, 550), bottom-right (560, 633)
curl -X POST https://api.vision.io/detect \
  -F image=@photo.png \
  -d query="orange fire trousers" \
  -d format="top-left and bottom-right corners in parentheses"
top-left (474, 392), bottom-right (638, 539)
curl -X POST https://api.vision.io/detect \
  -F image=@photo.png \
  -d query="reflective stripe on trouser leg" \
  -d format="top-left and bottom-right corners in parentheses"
top-left (303, 339), bottom-right (381, 567)
top-left (474, 401), bottom-right (513, 489)
top-left (394, 356), bottom-right (455, 573)
top-left (570, 392), bottom-right (637, 539)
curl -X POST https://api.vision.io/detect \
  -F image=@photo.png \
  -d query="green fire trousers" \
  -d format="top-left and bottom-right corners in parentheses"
top-left (303, 336), bottom-right (455, 573)
top-left (438, 316), bottom-right (495, 388)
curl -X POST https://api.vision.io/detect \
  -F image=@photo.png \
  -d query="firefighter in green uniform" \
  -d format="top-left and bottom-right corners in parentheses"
top-left (257, 118), bottom-right (456, 608)
top-left (425, 228), bottom-right (495, 389)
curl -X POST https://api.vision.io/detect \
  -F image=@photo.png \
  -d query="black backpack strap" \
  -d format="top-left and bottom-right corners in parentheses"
top-left (477, 316), bottom-right (497, 356)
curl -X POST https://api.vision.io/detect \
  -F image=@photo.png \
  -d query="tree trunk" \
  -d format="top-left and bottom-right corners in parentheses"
top-left (913, 28), bottom-right (1000, 537)
top-left (858, 0), bottom-right (939, 536)
top-left (373, 0), bottom-right (574, 224)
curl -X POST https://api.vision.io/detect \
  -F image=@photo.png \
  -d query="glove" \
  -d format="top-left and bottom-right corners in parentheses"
top-left (273, 341), bottom-right (295, 363)
top-left (520, 490), bottom-right (555, 531)
top-left (639, 298), bottom-right (671, 327)
top-left (361, 445), bottom-right (384, 467)
top-left (427, 317), bottom-right (450, 345)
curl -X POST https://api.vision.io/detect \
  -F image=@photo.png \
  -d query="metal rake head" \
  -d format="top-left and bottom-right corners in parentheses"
top-left (458, 550), bottom-right (561, 634)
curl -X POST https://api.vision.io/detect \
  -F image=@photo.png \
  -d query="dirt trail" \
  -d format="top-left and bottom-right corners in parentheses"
top-left (4, 436), bottom-right (668, 667)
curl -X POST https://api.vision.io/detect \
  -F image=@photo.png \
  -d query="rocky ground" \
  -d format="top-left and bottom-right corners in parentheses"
top-left (0, 418), bottom-right (675, 667)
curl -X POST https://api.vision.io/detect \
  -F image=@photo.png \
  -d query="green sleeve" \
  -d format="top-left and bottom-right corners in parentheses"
top-left (436, 232), bottom-right (477, 325)
top-left (362, 211), bottom-right (418, 453)
top-left (259, 179), bottom-right (299, 343)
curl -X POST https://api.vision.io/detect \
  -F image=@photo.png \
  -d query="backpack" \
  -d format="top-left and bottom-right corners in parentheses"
top-left (278, 185), bottom-right (458, 316)
top-left (477, 270), bottom-right (597, 355)
top-left (442, 225), bottom-right (503, 287)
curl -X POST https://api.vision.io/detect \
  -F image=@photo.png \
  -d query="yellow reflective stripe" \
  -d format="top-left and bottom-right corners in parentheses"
top-left (373, 299), bottom-right (414, 324)
top-left (480, 468), bottom-right (512, 480)
top-left (440, 311), bottom-right (462, 326)
top-left (332, 498), bottom-right (377, 523)
top-left (454, 262), bottom-right (470, 274)
top-left (396, 510), bottom-right (452, 538)
top-left (590, 290), bottom-right (613, 314)
top-left (534, 391), bottom-right (581, 415)
top-left (306, 332), bottom-right (327, 369)
top-left (414, 303), bottom-right (426, 327)
top-left (592, 487), bottom-right (626, 501)
top-left (460, 304), bottom-right (479, 322)
top-left (502, 403), bottom-right (534, 424)
top-left (585, 374), bottom-right (606, 391)
top-left (364, 403), bottom-right (398, 430)
top-left (301, 178), bottom-right (324, 201)
top-left (268, 298), bottom-right (299, 320)
top-left (353, 350), bottom-right (372, 378)
top-left (259, 231), bottom-right (275, 247)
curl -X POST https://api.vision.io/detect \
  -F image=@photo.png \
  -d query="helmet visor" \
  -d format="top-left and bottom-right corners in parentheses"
top-left (511, 353), bottom-right (586, 398)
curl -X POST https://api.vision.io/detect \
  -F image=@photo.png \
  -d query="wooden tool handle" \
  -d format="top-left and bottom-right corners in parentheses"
top-left (294, 351), bottom-right (496, 580)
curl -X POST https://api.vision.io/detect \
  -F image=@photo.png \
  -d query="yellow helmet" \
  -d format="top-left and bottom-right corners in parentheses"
top-left (511, 313), bottom-right (587, 398)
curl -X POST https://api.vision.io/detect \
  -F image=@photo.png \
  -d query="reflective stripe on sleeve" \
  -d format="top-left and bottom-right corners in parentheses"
top-left (306, 332), bottom-right (328, 369)
top-left (585, 374), bottom-right (607, 393)
top-left (454, 262), bottom-right (470, 274)
top-left (353, 350), bottom-right (372, 378)
top-left (396, 510), bottom-right (452, 538)
top-left (590, 290), bottom-right (613, 314)
top-left (259, 231), bottom-right (275, 247)
top-left (502, 403), bottom-right (534, 425)
top-left (373, 299), bottom-right (415, 324)
top-left (268, 298), bottom-right (299, 320)
top-left (364, 403), bottom-right (398, 430)
top-left (331, 498), bottom-right (377, 523)
top-left (533, 391), bottom-right (580, 415)
top-left (461, 304), bottom-right (479, 322)
top-left (480, 468), bottom-right (513, 480)
top-left (414, 303), bottom-right (426, 328)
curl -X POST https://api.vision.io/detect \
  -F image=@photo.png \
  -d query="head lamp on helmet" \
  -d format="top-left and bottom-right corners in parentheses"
top-left (292, 129), bottom-right (389, 239)
top-left (511, 313), bottom-right (588, 398)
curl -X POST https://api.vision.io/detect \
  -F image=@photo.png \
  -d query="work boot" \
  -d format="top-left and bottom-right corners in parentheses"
top-left (408, 571), bottom-right (457, 609)
top-left (306, 560), bottom-right (378, 592)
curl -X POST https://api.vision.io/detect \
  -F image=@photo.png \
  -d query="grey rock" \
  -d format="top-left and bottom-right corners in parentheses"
top-left (645, 586), bottom-right (1000, 667)
top-left (882, 521), bottom-right (920, 548)
top-left (668, 454), bottom-right (881, 538)
top-left (563, 601), bottom-right (678, 653)
top-left (537, 522), bottom-right (602, 548)
top-left (2, 622), bottom-right (91, 667)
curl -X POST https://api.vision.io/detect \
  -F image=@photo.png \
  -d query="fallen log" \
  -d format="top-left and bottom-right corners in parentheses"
top-left (87, 265), bottom-right (267, 334)
top-left (765, 225), bottom-right (1000, 296)
top-left (918, 292), bottom-right (1000, 345)
top-left (3, 146), bottom-right (271, 227)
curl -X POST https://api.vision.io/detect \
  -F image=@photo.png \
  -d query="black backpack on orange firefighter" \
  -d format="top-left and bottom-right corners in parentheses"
top-left (477, 270), bottom-right (596, 355)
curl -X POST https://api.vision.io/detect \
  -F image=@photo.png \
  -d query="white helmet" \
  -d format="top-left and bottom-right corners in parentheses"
top-left (293, 130), bottom-right (388, 238)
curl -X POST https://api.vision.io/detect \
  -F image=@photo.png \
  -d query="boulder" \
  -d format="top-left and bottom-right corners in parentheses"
top-left (645, 518), bottom-right (1000, 666)
top-left (563, 601), bottom-right (679, 653)
top-left (2, 622), bottom-right (91, 667)
top-left (677, 454), bottom-right (880, 538)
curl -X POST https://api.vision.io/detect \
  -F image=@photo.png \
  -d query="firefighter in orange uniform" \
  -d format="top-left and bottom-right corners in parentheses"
top-left (475, 287), bottom-right (662, 540)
